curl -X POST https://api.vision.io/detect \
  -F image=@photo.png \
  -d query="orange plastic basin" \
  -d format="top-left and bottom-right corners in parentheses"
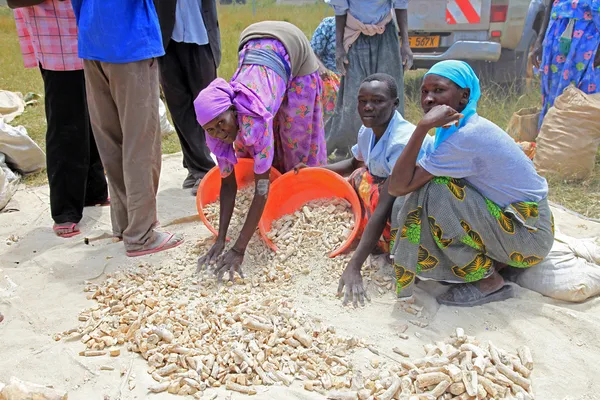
top-left (258, 167), bottom-right (361, 258)
top-left (196, 158), bottom-right (282, 237)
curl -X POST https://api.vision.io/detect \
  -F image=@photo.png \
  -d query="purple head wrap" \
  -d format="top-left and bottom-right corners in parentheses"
top-left (194, 77), bottom-right (271, 127)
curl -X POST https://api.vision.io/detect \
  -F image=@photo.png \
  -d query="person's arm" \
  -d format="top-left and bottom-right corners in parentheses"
top-left (395, 8), bottom-right (413, 71)
top-left (350, 179), bottom-right (395, 265)
top-left (388, 124), bottom-right (434, 196)
top-left (197, 170), bottom-right (238, 271)
top-left (324, 157), bottom-right (362, 176)
top-left (337, 178), bottom-right (395, 307)
top-left (231, 171), bottom-right (270, 252)
top-left (7, 0), bottom-right (45, 8)
top-left (388, 105), bottom-right (462, 196)
top-left (315, 56), bottom-right (330, 78)
top-left (212, 171), bottom-right (270, 282)
top-left (335, 14), bottom-right (348, 75)
top-left (530, 4), bottom-right (552, 69)
top-left (216, 172), bottom-right (238, 246)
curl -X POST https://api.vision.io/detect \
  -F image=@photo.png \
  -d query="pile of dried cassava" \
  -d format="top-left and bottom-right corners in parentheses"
top-left (59, 272), bottom-right (535, 400)
top-left (0, 377), bottom-right (67, 400)
top-left (56, 264), bottom-right (367, 398)
top-left (267, 198), bottom-right (354, 261)
top-left (202, 186), bottom-right (255, 241)
top-left (201, 188), bottom-right (355, 289)
top-left (327, 327), bottom-right (535, 400)
top-left (57, 188), bottom-right (536, 399)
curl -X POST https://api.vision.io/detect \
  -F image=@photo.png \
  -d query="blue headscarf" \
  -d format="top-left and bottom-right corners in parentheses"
top-left (424, 60), bottom-right (481, 149)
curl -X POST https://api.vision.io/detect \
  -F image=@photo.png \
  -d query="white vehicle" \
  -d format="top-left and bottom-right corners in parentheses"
top-left (407, 0), bottom-right (550, 85)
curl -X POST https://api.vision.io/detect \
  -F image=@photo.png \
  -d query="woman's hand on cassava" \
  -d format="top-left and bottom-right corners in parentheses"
top-left (337, 261), bottom-right (370, 307)
top-left (419, 105), bottom-right (463, 130)
top-left (196, 239), bottom-right (226, 273)
top-left (213, 248), bottom-right (245, 283)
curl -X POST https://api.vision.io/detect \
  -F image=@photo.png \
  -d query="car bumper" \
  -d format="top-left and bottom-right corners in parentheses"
top-left (413, 41), bottom-right (502, 65)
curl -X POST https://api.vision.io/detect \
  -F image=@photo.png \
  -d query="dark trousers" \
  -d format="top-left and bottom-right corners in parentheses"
top-left (40, 67), bottom-right (108, 225)
top-left (159, 41), bottom-right (216, 180)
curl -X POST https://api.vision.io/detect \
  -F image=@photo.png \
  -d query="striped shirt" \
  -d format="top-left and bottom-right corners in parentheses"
top-left (14, 0), bottom-right (82, 71)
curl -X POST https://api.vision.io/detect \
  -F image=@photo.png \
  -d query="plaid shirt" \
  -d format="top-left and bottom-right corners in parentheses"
top-left (14, 0), bottom-right (82, 71)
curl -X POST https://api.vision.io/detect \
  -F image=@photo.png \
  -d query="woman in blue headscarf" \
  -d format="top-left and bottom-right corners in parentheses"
top-left (377, 60), bottom-right (554, 307)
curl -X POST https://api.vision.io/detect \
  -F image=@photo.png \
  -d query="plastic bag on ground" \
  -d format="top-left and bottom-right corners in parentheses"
top-left (159, 98), bottom-right (175, 137)
top-left (0, 90), bottom-right (26, 123)
top-left (517, 232), bottom-right (600, 302)
top-left (0, 154), bottom-right (20, 212)
top-left (0, 118), bottom-right (45, 174)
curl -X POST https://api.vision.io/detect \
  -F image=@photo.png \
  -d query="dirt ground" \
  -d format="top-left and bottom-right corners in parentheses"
top-left (1, 153), bottom-right (599, 400)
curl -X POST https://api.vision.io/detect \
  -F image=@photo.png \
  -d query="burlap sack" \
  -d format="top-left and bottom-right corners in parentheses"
top-left (534, 86), bottom-right (600, 180)
top-left (506, 107), bottom-right (540, 142)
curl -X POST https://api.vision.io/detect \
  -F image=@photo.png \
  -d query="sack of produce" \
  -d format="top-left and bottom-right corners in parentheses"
top-left (534, 86), bottom-right (600, 180)
top-left (506, 107), bottom-right (540, 142)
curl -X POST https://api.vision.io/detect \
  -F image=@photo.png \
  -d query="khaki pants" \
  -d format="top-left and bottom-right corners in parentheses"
top-left (84, 58), bottom-right (161, 251)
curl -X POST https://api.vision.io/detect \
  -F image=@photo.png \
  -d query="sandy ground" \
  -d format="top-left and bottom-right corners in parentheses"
top-left (0, 152), bottom-right (599, 400)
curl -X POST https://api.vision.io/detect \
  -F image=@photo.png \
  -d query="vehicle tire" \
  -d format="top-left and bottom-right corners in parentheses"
top-left (513, 30), bottom-right (538, 91)
top-left (470, 60), bottom-right (493, 85)
top-left (495, 31), bottom-right (538, 91)
top-left (470, 32), bottom-right (537, 91)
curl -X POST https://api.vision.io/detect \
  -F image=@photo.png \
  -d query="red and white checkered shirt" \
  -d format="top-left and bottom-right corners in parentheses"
top-left (14, 0), bottom-right (82, 71)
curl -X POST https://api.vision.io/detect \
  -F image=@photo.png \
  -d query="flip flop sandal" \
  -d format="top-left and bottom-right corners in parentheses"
top-left (53, 223), bottom-right (81, 238)
top-left (436, 283), bottom-right (514, 307)
top-left (126, 232), bottom-right (184, 257)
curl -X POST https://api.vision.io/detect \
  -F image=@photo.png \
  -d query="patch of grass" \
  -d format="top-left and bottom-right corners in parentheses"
top-left (217, 1), bottom-right (332, 80)
top-left (546, 161), bottom-right (600, 220)
top-left (1, 2), bottom-right (598, 218)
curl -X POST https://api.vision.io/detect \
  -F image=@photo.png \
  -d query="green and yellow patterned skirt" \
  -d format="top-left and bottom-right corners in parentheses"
top-left (391, 177), bottom-right (555, 297)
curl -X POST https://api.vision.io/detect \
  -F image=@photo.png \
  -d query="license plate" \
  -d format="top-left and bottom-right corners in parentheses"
top-left (408, 36), bottom-right (440, 48)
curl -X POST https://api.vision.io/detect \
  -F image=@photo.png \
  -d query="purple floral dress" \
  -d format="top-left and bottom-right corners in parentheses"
top-left (540, 0), bottom-right (600, 127)
top-left (211, 39), bottom-right (327, 177)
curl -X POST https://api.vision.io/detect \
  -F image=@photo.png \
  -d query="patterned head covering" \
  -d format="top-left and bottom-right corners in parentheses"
top-left (424, 60), bottom-right (481, 149)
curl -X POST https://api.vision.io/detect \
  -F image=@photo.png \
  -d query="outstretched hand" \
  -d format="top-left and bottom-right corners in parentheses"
top-left (196, 239), bottom-right (226, 273)
top-left (213, 248), bottom-right (245, 283)
top-left (337, 263), bottom-right (370, 307)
